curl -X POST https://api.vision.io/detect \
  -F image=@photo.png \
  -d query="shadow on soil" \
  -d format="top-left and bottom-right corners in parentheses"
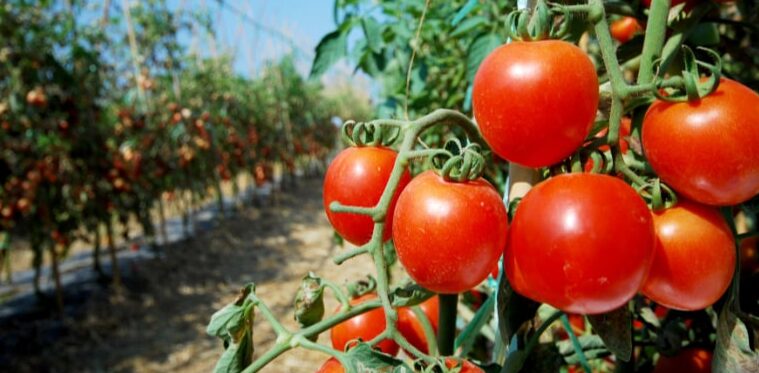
top-left (0, 176), bottom-right (336, 373)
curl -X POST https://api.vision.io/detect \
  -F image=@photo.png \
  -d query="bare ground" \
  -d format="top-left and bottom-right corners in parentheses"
top-left (0, 176), bottom-right (375, 373)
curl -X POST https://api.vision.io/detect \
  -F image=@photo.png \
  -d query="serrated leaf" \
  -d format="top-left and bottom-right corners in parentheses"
top-left (466, 33), bottom-right (502, 83)
top-left (451, 0), bottom-right (479, 26)
top-left (451, 16), bottom-right (487, 38)
top-left (713, 306), bottom-right (759, 373)
top-left (361, 16), bottom-right (383, 54)
top-left (497, 276), bottom-right (540, 343)
top-left (310, 30), bottom-right (348, 78)
top-left (587, 305), bottom-right (632, 361)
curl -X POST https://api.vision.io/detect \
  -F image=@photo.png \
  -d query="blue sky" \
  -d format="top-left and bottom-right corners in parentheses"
top-left (184, 0), bottom-right (337, 76)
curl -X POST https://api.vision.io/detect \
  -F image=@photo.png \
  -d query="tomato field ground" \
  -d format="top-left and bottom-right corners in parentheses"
top-left (0, 176), bottom-right (370, 372)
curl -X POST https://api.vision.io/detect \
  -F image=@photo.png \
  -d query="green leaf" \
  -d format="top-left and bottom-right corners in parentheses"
top-left (310, 30), bottom-right (348, 78)
top-left (497, 276), bottom-right (540, 343)
top-left (713, 306), bottom-right (759, 372)
top-left (361, 16), bottom-right (383, 54)
top-left (207, 304), bottom-right (244, 338)
top-left (451, 16), bottom-right (488, 38)
top-left (207, 285), bottom-right (254, 340)
top-left (213, 334), bottom-right (254, 373)
top-left (587, 305), bottom-right (632, 361)
top-left (390, 283), bottom-right (434, 307)
top-left (343, 342), bottom-right (410, 371)
top-left (451, 0), bottom-right (479, 26)
top-left (466, 33), bottom-right (502, 83)
top-left (293, 272), bottom-right (325, 330)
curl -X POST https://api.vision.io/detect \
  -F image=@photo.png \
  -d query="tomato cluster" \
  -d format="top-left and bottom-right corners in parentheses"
top-left (324, 146), bottom-right (508, 294)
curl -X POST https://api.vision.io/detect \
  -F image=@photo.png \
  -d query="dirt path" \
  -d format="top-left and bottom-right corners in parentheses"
top-left (1, 176), bottom-right (376, 373)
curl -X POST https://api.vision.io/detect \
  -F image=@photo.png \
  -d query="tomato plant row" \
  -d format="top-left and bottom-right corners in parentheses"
top-left (0, 1), bottom-right (368, 309)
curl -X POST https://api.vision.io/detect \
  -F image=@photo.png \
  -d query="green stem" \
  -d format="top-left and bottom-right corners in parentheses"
top-left (250, 293), bottom-right (291, 338)
top-left (333, 246), bottom-right (369, 265)
top-left (437, 293), bottom-right (458, 356)
top-left (411, 304), bottom-right (439, 355)
top-left (561, 314), bottom-right (592, 373)
top-left (241, 342), bottom-right (290, 373)
top-left (637, 0), bottom-right (671, 85)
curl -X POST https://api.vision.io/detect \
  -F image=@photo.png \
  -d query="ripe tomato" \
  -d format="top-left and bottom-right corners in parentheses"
top-left (610, 17), bottom-right (642, 43)
top-left (642, 200), bottom-right (736, 310)
top-left (397, 296), bottom-right (439, 354)
top-left (505, 173), bottom-right (655, 314)
top-left (642, 78), bottom-right (759, 206)
top-left (315, 358), bottom-right (344, 373)
top-left (445, 358), bottom-right (484, 373)
top-left (653, 348), bottom-right (713, 373)
top-left (323, 147), bottom-right (411, 245)
top-left (472, 40), bottom-right (598, 167)
top-left (392, 171), bottom-right (508, 294)
top-left (330, 294), bottom-right (399, 355)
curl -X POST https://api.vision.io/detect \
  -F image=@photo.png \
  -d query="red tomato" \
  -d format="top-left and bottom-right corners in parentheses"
top-left (741, 236), bottom-right (759, 274)
top-left (330, 294), bottom-right (399, 355)
top-left (472, 40), bottom-right (598, 167)
top-left (397, 296), bottom-right (439, 354)
top-left (323, 147), bottom-right (411, 245)
top-left (653, 348), bottom-right (713, 373)
top-left (392, 171), bottom-right (508, 294)
top-left (642, 200), bottom-right (736, 310)
top-left (445, 358), bottom-right (485, 373)
top-left (610, 17), bottom-right (642, 43)
top-left (642, 78), bottom-right (759, 206)
top-left (505, 174), bottom-right (655, 314)
top-left (315, 358), bottom-right (343, 373)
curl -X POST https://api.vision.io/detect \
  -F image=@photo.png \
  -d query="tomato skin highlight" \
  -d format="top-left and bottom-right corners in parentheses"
top-left (323, 147), bottom-right (411, 245)
top-left (610, 17), bottom-right (642, 43)
top-left (392, 171), bottom-right (508, 294)
top-left (397, 296), bottom-right (439, 354)
top-left (653, 348), bottom-right (713, 373)
top-left (473, 40), bottom-right (599, 167)
top-left (642, 200), bottom-right (736, 311)
top-left (330, 294), bottom-right (400, 355)
top-left (642, 78), bottom-right (759, 206)
top-left (505, 173), bottom-right (655, 314)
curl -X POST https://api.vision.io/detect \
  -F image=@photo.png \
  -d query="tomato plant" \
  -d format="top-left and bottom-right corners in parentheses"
top-left (642, 78), bottom-right (759, 206)
top-left (397, 296), bottom-right (439, 354)
top-left (392, 170), bottom-right (508, 294)
top-left (472, 40), bottom-right (599, 167)
top-left (642, 200), bottom-right (736, 311)
top-left (505, 173), bottom-right (655, 314)
top-left (323, 147), bottom-right (411, 245)
top-left (330, 294), bottom-right (399, 355)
